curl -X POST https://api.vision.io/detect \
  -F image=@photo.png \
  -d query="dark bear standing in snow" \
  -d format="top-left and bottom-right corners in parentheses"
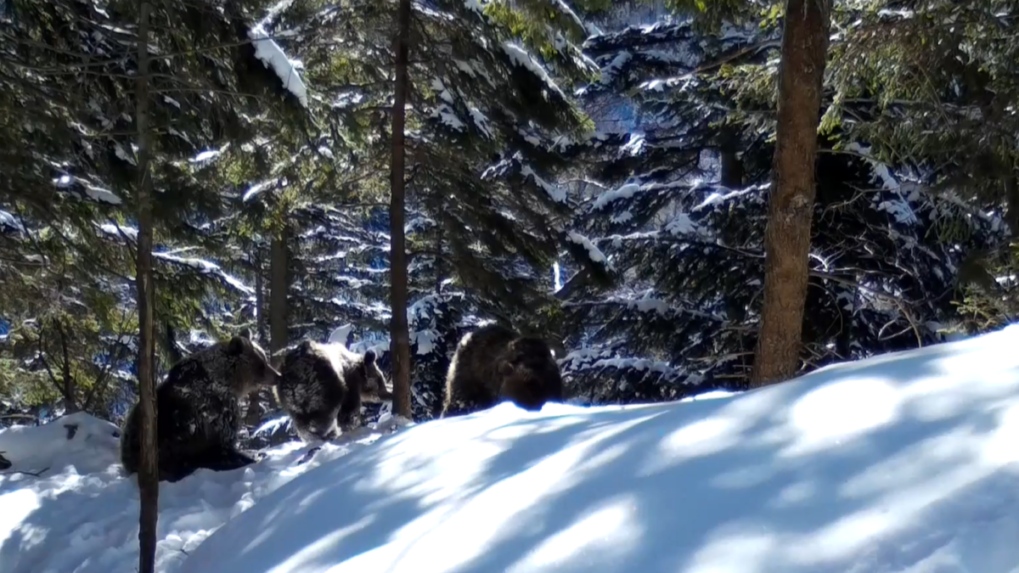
top-left (275, 340), bottom-right (392, 443)
top-left (120, 334), bottom-right (281, 483)
top-left (441, 323), bottom-right (564, 418)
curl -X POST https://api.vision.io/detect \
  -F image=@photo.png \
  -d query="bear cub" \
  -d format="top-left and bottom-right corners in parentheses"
top-left (441, 323), bottom-right (564, 418)
top-left (120, 333), bottom-right (281, 483)
top-left (276, 340), bottom-right (392, 443)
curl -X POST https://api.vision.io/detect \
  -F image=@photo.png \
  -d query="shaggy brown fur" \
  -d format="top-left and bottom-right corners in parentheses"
top-left (275, 340), bottom-right (392, 443)
top-left (120, 334), bottom-right (280, 483)
top-left (441, 324), bottom-right (564, 418)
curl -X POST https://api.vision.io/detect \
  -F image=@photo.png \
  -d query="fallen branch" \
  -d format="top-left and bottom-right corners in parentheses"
top-left (1, 466), bottom-right (50, 478)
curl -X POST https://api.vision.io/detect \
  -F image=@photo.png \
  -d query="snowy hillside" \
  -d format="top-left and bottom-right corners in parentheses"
top-left (180, 324), bottom-right (1019, 573)
top-left (4, 324), bottom-right (1019, 573)
top-left (0, 416), bottom-right (403, 573)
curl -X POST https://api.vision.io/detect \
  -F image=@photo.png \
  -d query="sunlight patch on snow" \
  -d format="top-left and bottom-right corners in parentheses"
top-left (780, 377), bottom-right (902, 457)
top-left (13, 326), bottom-right (1019, 573)
top-left (0, 414), bottom-right (397, 573)
top-left (189, 148), bottom-right (222, 164)
top-left (54, 175), bottom-right (123, 206)
top-left (0, 489), bottom-right (39, 548)
top-left (507, 494), bottom-right (642, 572)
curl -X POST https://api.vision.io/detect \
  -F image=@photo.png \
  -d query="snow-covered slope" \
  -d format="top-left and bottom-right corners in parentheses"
top-left (178, 324), bottom-right (1019, 573)
top-left (0, 415), bottom-right (400, 573)
top-left (4, 325), bottom-right (1019, 573)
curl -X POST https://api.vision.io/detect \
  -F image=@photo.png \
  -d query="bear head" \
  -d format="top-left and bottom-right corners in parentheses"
top-left (227, 334), bottom-right (282, 396)
top-left (496, 337), bottom-right (563, 411)
top-left (356, 349), bottom-right (393, 403)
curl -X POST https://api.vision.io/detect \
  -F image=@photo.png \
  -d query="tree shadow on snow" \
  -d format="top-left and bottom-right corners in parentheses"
top-left (179, 330), bottom-right (1019, 573)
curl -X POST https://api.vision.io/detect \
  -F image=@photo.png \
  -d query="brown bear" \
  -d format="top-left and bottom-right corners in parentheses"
top-left (275, 340), bottom-right (392, 443)
top-left (441, 323), bottom-right (564, 418)
top-left (119, 334), bottom-right (281, 483)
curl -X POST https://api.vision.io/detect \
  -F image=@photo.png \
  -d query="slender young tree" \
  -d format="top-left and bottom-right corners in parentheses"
top-left (389, 0), bottom-right (414, 418)
top-left (750, 0), bottom-right (832, 387)
top-left (270, 225), bottom-right (289, 362)
top-left (133, 0), bottom-right (159, 570)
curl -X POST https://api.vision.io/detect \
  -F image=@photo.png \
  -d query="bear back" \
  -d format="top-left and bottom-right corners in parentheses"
top-left (276, 340), bottom-right (391, 442)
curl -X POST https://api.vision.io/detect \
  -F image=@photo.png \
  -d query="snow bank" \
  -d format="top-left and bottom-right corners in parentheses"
top-left (181, 324), bottom-right (1019, 573)
top-left (0, 415), bottom-right (400, 573)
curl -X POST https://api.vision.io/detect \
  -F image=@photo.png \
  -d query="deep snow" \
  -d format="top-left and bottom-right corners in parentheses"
top-left (4, 325), bottom-right (1019, 573)
top-left (0, 414), bottom-right (403, 573)
top-left (181, 324), bottom-right (1019, 573)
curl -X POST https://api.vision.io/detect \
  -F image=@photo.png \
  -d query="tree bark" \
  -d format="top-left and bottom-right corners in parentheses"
top-left (162, 322), bottom-right (183, 364)
top-left (134, 0), bottom-right (159, 571)
top-left (750, 0), bottom-right (832, 387)
top-left (388, 0), bottom-right (413, 419)
top-left (719, 129), bottom-right (744, 189)
top-left (1003, 170), bottom-right (1019, 235)
top-left (269, 228), bottom-right (289, 361)
top-left (54, 319), bottom-right (78, 413)
top-left (255, 249), bottom-right (267, 342)
top-left (247, 248), bottom-right (268, 423)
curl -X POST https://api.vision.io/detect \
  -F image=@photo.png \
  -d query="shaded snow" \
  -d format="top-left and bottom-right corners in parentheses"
top-left (179, 323), bottom-right (1019, 573)
top-left (10, 326), bottom-right (1019, 573)
top-left (0, 415), bottom-right (404, 573)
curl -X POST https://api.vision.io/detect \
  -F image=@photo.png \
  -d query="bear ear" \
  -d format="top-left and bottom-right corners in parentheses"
top-left (238, 327), bottom-right (253, 340)
top-left (364, 349), bottom-right (377, 367)
top-left (228, 336), bottom-right (247, 356)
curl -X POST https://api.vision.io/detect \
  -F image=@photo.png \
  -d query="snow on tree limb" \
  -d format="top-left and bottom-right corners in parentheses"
top-left (248, 24), bottom-right (309, 108)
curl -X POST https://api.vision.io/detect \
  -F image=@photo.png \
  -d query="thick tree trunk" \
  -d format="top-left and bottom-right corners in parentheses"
top-left (134, 0), bottom-right (159, 571)
top-left (270, 229), bottom-right (289, 361)
top-left (750, 0), bottom-right (832, 387)
top-left (388, 0), bottom-right (413, 419)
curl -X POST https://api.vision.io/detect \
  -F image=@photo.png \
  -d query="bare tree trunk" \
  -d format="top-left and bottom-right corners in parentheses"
top-left (750, 0), bottom-right (832, 387)
top-left (719, 129), bottom-right (744, 189)
top-left (255, 249), bottom-right (267, 342)
top-left (134, 0), bottom-right (159, 570)
top-left (388, 0), bottom-right (413, 419)
top-left (247, 248), bottom-right (268, 423)
top-left (270, 228), bottom-right (289, 362)
top-left (162, 322), bottom-right (183, 364)
top-left (434, 200), bottom-right (444, 294)
top-left (54, 319), bottom-right (79, 413)
top-left (1004, 171), bottom-right (1019, 235)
